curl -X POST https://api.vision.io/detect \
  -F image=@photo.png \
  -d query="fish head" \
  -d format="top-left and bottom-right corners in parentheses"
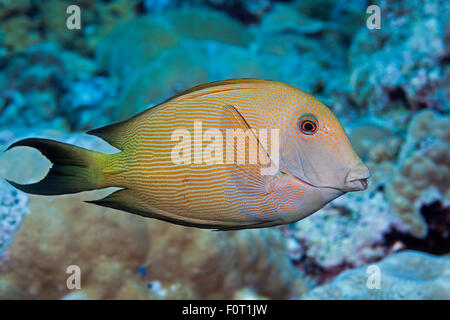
top-left (279, 93), bottom-right (369, 193)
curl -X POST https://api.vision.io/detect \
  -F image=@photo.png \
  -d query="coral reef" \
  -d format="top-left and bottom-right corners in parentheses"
top-left (287, 188), bottom-right (406, 283)
top-left (0, 0), bottom-right (139, 56)
top-left (0, 194), bottom-right (308, 299)
top-left (346, 118), bottom-right (403, 187)
top-left (96, 9), bottom-right (252, 76)
top-left (0, 181), bottom-right (29, 261)
top-left (0, 43), bottom-right (118, 131)
top-left (95, 5), bottom-right (350, 120)
top-left (301, 251), bottom-right (450, 299)
top-left (349, 0), bottom-right (450, 114)
top-left (386, 111), bottom-right (450, 238)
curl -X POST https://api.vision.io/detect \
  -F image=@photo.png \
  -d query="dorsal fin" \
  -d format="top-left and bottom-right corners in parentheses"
top-left (87, 119), bottom-right (131, 150)
top-left (87, 79), bottom-right (283, 150)
top-left (168, 78), bottom-right (268, 98)
top-left (160, 78), bottom-right (286, 104)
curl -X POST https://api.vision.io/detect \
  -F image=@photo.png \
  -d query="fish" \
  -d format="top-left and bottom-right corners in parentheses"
top-left (4, 79), bottom-right (370, 230)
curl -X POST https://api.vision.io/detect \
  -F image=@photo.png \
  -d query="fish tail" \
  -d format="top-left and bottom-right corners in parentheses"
top-left (4, 138), bottom-right (115, 195)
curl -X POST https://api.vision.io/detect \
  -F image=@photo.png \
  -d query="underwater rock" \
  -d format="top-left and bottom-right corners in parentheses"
top-left (115, 40), bottom-right (209, 120)
top-left (0, 0), bottom-right (31, 18)
top-left (291, 188), bottom-right (405, 279)
top-left (0, 194), bottom-right (308, 299)
top-left (0, 42), bottom-right (118, 131)
top-left (114, 40), bottom-right (284, 120)
top-left (208, 0), bottom-right (271, 22)
top-left (349, 0), bottom-right (450, 114)
top-left (386, 111), bottom-right (450, 238)
top-left (0, 181), bottom-right (29, 261)
top-left (254, 0), bottom-right (365, 57)
top-left (83, 0), bottom-right (140, 53)
top-left (96, 9), bottom-right (252, 81)
top-left (141, 0), bottom-right (272, 23)
top-left (300, 251), bottom-right (450, 299)
top-left (347, 120), bottom-right (402, 165)
top-left (253, 1), bottom-right (350, 108)
top-left (96, 15), bottom-right (180, 82)
top-left (40, 0), bottom-right (81, 45)
top-left (0, 0), bottom-right (139, 57)
top-left (259, 2), bottom-right (330, 35)
top-left (96, 5), bottom-right (354, 121)
top-left (0, 15), bottom-right (41, 54)
top-left (165, 9), bottom-right (253, 46)
top-left (346, 119), bottom-right (403, 187)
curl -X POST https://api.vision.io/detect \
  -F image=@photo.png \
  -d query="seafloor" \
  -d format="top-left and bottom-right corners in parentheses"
top-left (0, 0), bottom-right (449, 299)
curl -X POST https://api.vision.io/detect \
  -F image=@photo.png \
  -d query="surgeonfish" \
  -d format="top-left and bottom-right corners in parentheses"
top-left (5, 79), bottom-right (369, 230)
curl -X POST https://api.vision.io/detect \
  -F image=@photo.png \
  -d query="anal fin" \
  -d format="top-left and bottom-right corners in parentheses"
top-left (86, 189), bottom-right (254, 230)
top-left (213, 220), bottom-right (280, 231)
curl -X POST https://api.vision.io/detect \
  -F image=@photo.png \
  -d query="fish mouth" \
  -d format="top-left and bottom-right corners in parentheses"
top-left (344, 177), bottom-right (369, 191)
top-left (285, 167), bottom-right (359, 193)
top-left (343, 165), bottom-right (370, 191)
top-left (290, 172), bottom-right (315, 187)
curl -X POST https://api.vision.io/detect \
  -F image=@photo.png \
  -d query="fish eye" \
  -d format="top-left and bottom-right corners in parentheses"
top-left (299, 114), bottom-right (318, 135)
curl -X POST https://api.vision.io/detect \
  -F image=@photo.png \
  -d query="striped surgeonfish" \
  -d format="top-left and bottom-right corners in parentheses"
top-left (5, 79), bottom-right (369, 230)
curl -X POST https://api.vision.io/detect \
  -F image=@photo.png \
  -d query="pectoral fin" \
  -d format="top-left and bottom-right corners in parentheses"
top-left (219, 104), bottom-right (279, 195)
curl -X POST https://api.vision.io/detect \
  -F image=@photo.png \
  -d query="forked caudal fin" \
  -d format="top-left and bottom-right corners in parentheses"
top-left (4, 138), bottom-right (108, 195)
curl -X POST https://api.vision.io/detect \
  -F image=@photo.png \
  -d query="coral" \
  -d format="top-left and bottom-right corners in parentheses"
top-left (207, 0), bottom-right (271, 22)
top-left (0, 0), bottom-right (449, 301)
top-left (346, 119), bottom-right (403, 187)
top-left (386, 111), bottom-right (450, 238)
top-left (291, 189), bottom-right (406, 275)
top-left (40, 0), bottom-right (80, 45)
top-left (96, 9), bottom-right (252, 81)
top-left (301, 251), bottom-right (450, 299)
top-left (0, 0), bottom-right (139, 57)
top-left (114, 40), bottom-right (284, 120)
top-left (259, 2), bottom-right (329, 35)
top-left (96, 15), bottom-right (181, 81)
top-left (349, 0), bottom-right (450, 114)
top-left (0, 43), bottom-right (118, 131)
top-left (347, 120), bottom-right (402, 165)
top-left (95, 3), bottom-right (363, 121)
top-left (165, 9), bottom-right (253, 46)
top-left (0, 181), bottom-right (29, 261)
top-left (83, 0), bottom-right (140, 53)
top-left (0, 0), bottom-right (31, 18)
top-left (61, 76), bottom-right (118, 129)
top-left (140, 0), bottom-right (272, 22)
top-left (0, 194), bottom-right (308, 299)
top-left (0, 16), bottom-right (41, 54)
top-left (287, 113), bottom-right (448, 283)
top-left (97, 4), bottom-right (352, 121)
top-left (253, 1), bottom-right (355, 109)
